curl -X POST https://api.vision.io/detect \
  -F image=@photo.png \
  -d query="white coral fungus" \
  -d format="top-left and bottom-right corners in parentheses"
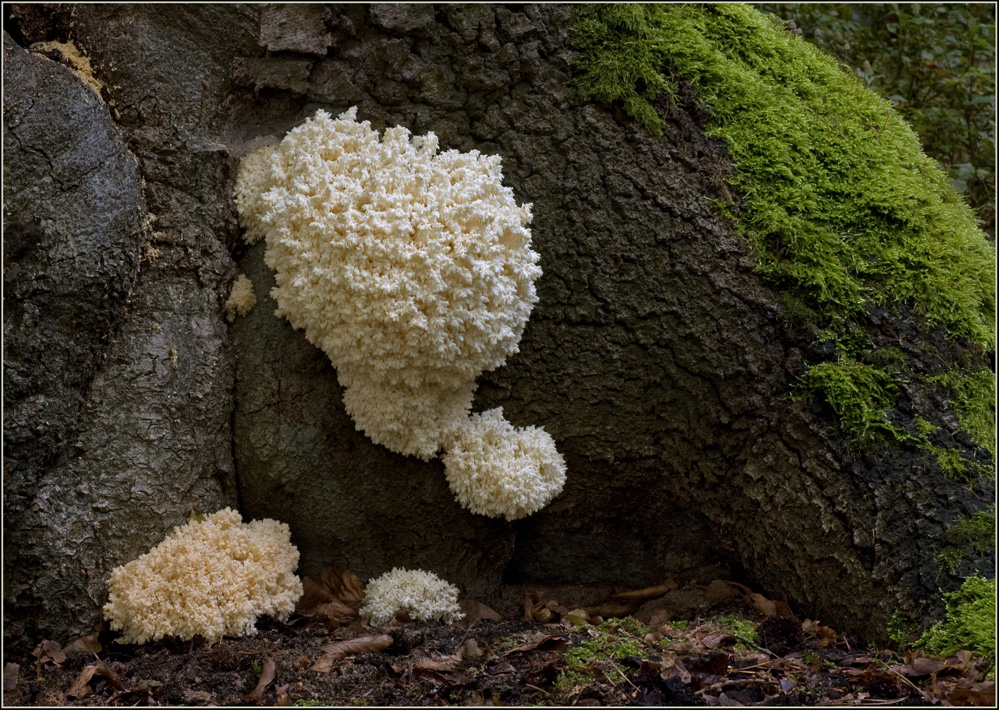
top-left (443, 408), bottom-right (566, 521)
top-left (225, 273), bottom-right (257, 321)
top-left (360, 568), bottom-right (464, 625)
top-left (103, 508), bottom-right (302, 645)
top-left (235, 107), bottom-right (565, 519)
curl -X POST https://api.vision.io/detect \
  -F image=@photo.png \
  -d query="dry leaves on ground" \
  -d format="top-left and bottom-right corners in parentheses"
top-left (7, 572), bottom-right (995, 707)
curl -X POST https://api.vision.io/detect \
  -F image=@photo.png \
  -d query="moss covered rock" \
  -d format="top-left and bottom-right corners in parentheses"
top-left (573, 2), bottom-right (995, 647)
top-left (574, 3), bottom-right (994, 449)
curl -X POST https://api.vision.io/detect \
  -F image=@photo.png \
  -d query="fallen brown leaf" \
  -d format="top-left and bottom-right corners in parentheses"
top-left (459, 598), bottom-right (502, 624)
top-left (950, 650), bottom-right (975, 669)
top-left (611, 581), bottom-right (678, 600)
top-left (489, 659), bottom-right (518, 675)
top-left (275, 683), bottom-right (292, 706)
top-left (297, 566), bottom-right (365, 619)
top-left (802, 619), bottom-right (837, 647)
top-left (66, 666), bottom-right (98, 700)
top-left (945, 678), bottom-right (996, 706)
top-left (687, 651), bottom-right (731, 689)
top-left (716, 690), bottom-right (745, 705)
top-left (36, 689), bottom-right (67, 706)
top-left (66, 663), bottom-right (125, 699)
top-left (548, 600), bottom-right (572, 619)
top-left (318, 600), bottom-right (359, 622)
top-left (63, 633), bottom-right (102, 657)
top-left (644, 629), bottom-right (664, 644)
top-left (414, 657), bottom-right (460, 673)
top-left (532, 606), bottom-right (552, 622)
top-left (412, 656), bottom-right (467, 685)
top-left (660, 655), bottom-right (692, 684)
top-left (182, 689), bottom-right (215, 704)
top-left (311, 634), bottom-right (394, 672)
top-left (897, 656), bottom-right (948, 677)
top-left (460, 638), bottom-right (483, 661)
top-left (247, 656), bottom-right (276, 701)
top-left (503, 633), bottom-right (568, 656)
top-left (701, 632), bottom-right (737, 649)
top-left (4, 662), bottom-right (19, 692)
top-left (747, 592), bottom-right (776, 618)
top-left (523, 592), bottom-right (547, 622)
top-left (649, 608), bottom-right (673, 628)
top-left (32, 640), bottom-right (66, 677)
top-left (522, 593), bottom-right (574, 623)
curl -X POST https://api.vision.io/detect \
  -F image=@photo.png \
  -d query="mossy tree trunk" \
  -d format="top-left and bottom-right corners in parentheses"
top-left (3, 3), bottom-right (992, 654)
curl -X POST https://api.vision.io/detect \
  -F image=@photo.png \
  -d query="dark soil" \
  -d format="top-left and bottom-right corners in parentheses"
top-left (5, 591), bottom-right (993, 707)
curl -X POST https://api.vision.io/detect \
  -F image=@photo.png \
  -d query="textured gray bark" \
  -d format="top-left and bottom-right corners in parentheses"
top-left (2, 6), bottom-right (250, 649)
top-left (3, 3), bottom-right (992, 653)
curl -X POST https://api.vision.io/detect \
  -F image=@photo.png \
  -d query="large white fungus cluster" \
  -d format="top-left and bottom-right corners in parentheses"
top-left (359, 568), bottom-right (464, 625)
top-left (103, 508), bottom-right (302, 645)
top-left (235, 107), bottom-right (565, 520)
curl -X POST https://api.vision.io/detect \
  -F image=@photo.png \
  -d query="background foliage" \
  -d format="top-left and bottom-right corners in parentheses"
top-left (757, 3), bottom-right (997, 238)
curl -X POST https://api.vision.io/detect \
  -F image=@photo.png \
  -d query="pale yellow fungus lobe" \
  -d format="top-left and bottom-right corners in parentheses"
top-left (225, 273), bottom-right (257, 322)
top-left (103, 508), bottom-right (302, 644)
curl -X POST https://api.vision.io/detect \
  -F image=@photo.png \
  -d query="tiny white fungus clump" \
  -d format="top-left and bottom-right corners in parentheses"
top-left (225, 273), bottom-right (257, 321)
top-left (360, 568), bottom-right (464, 625)
top-left (235, 107), bottom-right (566, 520)
top-left (443, 408), bottom-right (566, 521)
top-left (103, 508), bottom-right (302, 645)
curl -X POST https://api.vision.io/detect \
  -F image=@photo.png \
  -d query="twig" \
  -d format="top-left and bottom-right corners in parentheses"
top-left (824, 698), bottom-right (910, 706)
top-left (883, 666), bottom-right (931, 703)
top-left (729, 661), bottom-right (778, 673)
top-left (735, 635), bottom-right (779, 658)
top-left (604, 658), bottom-right (639, 691)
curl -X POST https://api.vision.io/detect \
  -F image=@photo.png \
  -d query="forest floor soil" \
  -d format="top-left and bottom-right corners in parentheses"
top-left (5, 579), bottom-right (994, 707)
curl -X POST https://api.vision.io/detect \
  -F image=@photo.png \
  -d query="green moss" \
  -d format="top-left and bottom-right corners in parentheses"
top-left (913, 416), bottom-right (938, 440)
top-left (614, 616), bottom-right (648, 638)
top-left (912, 416), bottom-right (986, 484)
top-left (554, 630), bottom-right (645, 699)
top-left (719, 614), bottom-right (759, 643)
top-left (564, 634), bottom-right (644, 667)
top-left (862, 346), bottom-right (906, 372)
top-left (934, 446), bottom-right (976, 482)
top-left (935, 506), bottom-right (997, 575)
top-left (794, 359), bottom-right (906, 446)
top-left (915, 575), bottom-right (996, 672)
top-left (929, 369), bottom-right (997, 457)
top-left (887, 611), bottom-right (920, 649)
top-left (572, 3), bottom-right (996, 450)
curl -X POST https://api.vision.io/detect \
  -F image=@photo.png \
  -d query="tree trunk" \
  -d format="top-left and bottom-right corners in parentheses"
top-left (4, 3), bottom-right (992, 654)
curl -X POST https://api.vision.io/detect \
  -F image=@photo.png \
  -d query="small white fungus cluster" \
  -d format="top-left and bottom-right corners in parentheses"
top-left (235, 107), bottom-right (566, 520)
top-left (103, 508), bottom-right (302, 645)
top-left (225, 273), bottom-right (257, 321)
top-left (359, 568), bottom-right (464, 625)
top-left (443, 408), bottom-right (567, 521)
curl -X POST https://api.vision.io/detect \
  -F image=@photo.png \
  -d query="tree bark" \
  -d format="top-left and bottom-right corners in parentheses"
top-left (3, 3), bottom-right (992, 653)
